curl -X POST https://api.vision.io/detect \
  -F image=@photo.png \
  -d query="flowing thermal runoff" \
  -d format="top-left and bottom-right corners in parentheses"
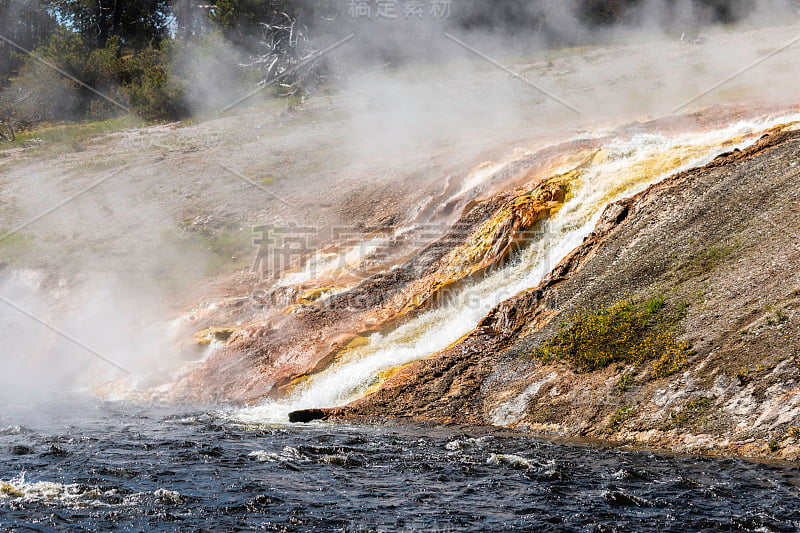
top-left (229, 111), bottom-right (800, 424)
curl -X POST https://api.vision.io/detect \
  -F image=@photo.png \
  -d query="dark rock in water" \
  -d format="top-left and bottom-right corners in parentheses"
top-left (289, 409), bottom-right (328, 423)
top-left (41, 445), bottom-right (70, 457)
top-left (10, 445), bottom-right (34, 455)
top-left (603, 489), bottom-right (650, 507)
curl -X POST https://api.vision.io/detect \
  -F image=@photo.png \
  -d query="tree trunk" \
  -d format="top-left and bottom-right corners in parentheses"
top-left (111, 0), bottom-right (122, 39)
top-left (95, 0), bottom-right (110, 47)
top-left (176, 0), bottom-right (195, 41)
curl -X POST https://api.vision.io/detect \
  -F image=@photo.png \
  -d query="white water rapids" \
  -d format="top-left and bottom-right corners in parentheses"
top-left (230, 114), bottom-right (800, 425)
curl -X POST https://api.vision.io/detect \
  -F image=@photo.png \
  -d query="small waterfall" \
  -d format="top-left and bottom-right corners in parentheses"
top-left (231, 114), bottom-right (800, 424)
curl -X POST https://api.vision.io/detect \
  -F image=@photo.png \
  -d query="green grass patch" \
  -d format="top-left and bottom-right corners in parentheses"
top-left (1, 116), bottom-right (147, 152)
top-left (666, 395), bottom-right (712, 429)
top-left (0, 233), bottom-right (36, 264)
top-left (608, 406), bottom-right (637, 432)
top-left (764, 305), bottom-right (789, 326)
top-left (733, 364), bottom-right (765, 385)
top-left (676, 243), bottom-right (735, 279)
top-left (616, 373), bottom-right (636, 393)
top-left (531, 297), bottom-right (690, 379)
top-left (161, 225), bottom-right (254, 279)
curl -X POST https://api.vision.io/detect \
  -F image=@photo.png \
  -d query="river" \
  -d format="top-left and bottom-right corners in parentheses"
top-left (1, 397), bottom-right (799, 532)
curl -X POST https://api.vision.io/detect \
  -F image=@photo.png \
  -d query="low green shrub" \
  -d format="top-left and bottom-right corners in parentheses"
top-left (616, 373), bottom-right (636, 392)
top-left (608, 406), bottom-right (636, 432)
top-left (532, 297), bottom-right (690, 378)
top-left (669, 395), bottom-right (711, 426)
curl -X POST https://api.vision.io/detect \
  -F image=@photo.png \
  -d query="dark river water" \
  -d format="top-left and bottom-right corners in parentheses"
top-left (1, 397), bottom-right (799, 532)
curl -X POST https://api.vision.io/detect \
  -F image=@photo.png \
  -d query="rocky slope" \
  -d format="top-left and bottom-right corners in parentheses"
top-left (310, 126), bottom-right (800, 460)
